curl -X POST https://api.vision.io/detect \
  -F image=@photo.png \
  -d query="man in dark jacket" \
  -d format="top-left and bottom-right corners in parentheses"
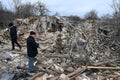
top-left (9, 23), bottom-right (21, 50)
top-left (27, 31), bottom-right (39, 73)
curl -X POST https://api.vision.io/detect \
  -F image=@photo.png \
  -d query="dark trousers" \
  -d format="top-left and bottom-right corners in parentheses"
top-left (11, 39), bottom-right (21, 50)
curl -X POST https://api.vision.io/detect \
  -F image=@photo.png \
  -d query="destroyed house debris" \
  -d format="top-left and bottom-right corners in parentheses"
top-left (0, 16), bottom-right (120, 80)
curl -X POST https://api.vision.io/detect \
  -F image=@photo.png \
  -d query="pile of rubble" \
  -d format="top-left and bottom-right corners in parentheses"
top-left (0, 16), bottom-right (120, 80)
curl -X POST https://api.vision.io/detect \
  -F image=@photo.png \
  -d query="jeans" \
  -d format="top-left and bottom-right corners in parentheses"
top-left (28, 57), bottom-right (35, 72)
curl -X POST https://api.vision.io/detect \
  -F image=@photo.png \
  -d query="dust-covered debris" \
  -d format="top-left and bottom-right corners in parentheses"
top-left (0, 15), bottom-right (120, 80)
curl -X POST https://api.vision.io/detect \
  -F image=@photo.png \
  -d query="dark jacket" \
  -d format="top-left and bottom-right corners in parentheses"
top-left (27, 36), bottom-right (39, 57)
top-left (10, 26), bottom-right (17, 40)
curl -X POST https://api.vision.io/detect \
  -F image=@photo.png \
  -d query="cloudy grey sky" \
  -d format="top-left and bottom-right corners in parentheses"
top-left (1, 0), bottom-right (113, 17)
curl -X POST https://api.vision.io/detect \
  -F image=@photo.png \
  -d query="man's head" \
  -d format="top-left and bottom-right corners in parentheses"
top-left (9, 22), bottom-right (13, 27)
top-left (30, 31), bottom-right (36, 37)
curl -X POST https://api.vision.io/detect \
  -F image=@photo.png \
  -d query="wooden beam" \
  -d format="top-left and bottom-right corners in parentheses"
top-left (82, 66), bottom-right (120, 70)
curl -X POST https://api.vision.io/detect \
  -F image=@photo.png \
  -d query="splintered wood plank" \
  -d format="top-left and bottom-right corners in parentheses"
top-left (82, 66), bottom-right (120, 70)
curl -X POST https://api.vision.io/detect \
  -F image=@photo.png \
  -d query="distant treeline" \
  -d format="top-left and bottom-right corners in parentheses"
top-left (0, 0), bottom-right (120, 29)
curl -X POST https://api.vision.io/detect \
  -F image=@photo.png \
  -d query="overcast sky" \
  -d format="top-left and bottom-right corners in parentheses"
top-left (1, 0), bottom-right (113, 17)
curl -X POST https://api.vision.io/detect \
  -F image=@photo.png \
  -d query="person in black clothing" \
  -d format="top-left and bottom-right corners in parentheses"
top-left (9, 23), bottom-right (21, 50)
top-left (27, 31), bottom-right (39, 73)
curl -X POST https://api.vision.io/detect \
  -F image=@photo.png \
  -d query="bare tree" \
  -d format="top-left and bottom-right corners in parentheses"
top-left (84, 10), bottom-right (98, 20)
top-left (34, 1), bottom-right (49, 16)
top-left (0, 1), bottom-right (14, 29)
top-left (17, 2), bottom-right (35, 18)
top-left (84, 10), bottom-right (98, 25)
top-left (13, 0), bottom-right (22, 17)
top-left (100, 14), bottom-right (113, 26)
top-left (101, 14), bottom-right (112, 20)
top-left (111, 0), bottom-right (120, 14)
top-left (12, 0), bottom-right (36, 18)
top-left (111, 0), bottom-right (120, 20)
top-left (110, 0), bottom-right (120, 38)
top-left (13, 0), bottom-right (21, 9)
top-left (110, 0), bottom-right (120, 26)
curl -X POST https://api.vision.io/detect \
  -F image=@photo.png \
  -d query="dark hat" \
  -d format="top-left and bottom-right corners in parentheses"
top-left (9, 22), bottom-right (13, 27)
top-left (30, 31), bottom-right (36, 35)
